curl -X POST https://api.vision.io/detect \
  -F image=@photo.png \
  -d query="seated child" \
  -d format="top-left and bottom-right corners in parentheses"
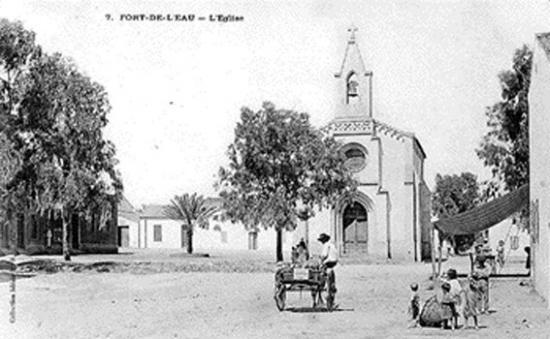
top-left (408, 283), bottom-right (420, 327)
top-left (291, 239), bottom-right (310, 267)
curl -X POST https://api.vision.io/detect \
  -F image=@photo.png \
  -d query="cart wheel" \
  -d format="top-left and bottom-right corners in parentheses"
top-left (274, 286), bottom-right (286, 311)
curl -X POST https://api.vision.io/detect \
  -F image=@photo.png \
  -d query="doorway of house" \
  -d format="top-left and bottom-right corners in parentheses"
top-left (118, 226), bottom-right (129, 247)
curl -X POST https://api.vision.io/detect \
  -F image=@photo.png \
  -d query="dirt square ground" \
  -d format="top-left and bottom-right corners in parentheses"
top-left (0, 250), bottom-right (548, 338)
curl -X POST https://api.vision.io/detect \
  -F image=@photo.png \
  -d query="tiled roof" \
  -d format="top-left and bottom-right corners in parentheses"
top-left (118, 195), bottom-right (140, 222)
top-left (119, 195), bottom-right (136, 213)
top-left (140, 204), bottom-right (170, 219)
top-left (140, 197), bottom-right (223, 219)
top-left (536, 32), bottom-right (550, 58)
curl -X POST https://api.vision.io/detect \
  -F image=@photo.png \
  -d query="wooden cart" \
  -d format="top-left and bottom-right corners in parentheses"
top-left (273, 264), bottom-right (336, 311)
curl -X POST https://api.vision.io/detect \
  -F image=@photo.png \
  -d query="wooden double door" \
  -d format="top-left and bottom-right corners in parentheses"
top-left (343, 202), bottom-right (368, 253)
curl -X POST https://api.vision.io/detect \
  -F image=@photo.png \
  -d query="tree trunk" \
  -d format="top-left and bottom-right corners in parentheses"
top-left (61, 209), bottom-right (71, 261)
top-left (7, 209), bottom-right (16, 255)
top-left (276, 228), bottom-right (283, 262)
top-left (187, 227), bottom-right (193, 254)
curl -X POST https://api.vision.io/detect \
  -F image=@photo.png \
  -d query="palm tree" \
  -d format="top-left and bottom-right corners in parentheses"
top-left (163, 193), bottom-right (218, 254)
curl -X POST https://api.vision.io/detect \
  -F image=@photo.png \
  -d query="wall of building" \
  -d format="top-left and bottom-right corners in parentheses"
top-left (379, 133), bottom-right (414, 261)
top-left (488, 218), bottom-right (530, 261)
top-left (529, 39), bottom-right (550, 308)
top-left (117, 216), bottom-right (139, 248)
top-left (303, 127), bottom-right (421, 261)
top-left (134, 216), bottom-right (293, 252)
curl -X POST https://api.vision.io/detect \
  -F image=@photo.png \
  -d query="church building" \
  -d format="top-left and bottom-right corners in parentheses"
top-left (297, 28), bottom-right (431, 261)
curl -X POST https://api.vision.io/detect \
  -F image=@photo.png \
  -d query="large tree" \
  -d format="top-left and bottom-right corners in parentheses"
top-left (477, 45), bottom-right (531, 199)
top-left (0, 19), bottom-right (122, 260)
top-left (431, 172), bottom-right (481, 253)
top-left (218, 102), bottom-right (356, 262)
top-left (164, 193), bottom-right (218, 254)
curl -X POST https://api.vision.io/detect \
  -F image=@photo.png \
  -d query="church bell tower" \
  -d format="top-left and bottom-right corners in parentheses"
top-left (334, 26), bottom-right (373, 119)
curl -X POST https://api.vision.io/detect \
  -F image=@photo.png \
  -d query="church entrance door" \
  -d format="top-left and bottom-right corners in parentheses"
top-left (342, 202), bottom-right (368, 254)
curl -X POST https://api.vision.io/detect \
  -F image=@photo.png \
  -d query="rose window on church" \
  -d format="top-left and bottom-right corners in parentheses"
top-left (342, 144), bottom-right (367, 172)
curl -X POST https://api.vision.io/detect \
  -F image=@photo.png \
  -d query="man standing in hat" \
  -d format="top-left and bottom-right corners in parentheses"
top-left (318, 233), bottom-right (338, 268)
top-left (316, 233), bottom-right (338, 309)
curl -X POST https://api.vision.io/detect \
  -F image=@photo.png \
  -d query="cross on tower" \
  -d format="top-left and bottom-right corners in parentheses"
top-left (348, 25), bottom-right (358, 42)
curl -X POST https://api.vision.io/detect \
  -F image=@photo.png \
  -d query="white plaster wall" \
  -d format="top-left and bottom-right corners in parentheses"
top-left (136, 217), bottom-right (293, 251)
top-left (117, 216), bottom-right (139, 248)
top-left (379, 133), bottom-right (414, 260)
top-left (142, 218), bottom-right (182, 249)
top-left (488, 218), bottom-right (530, 260)
top-left (530, 40), bottom-right (550, 307)
top-left (297, 208), bottom-right (333, 256)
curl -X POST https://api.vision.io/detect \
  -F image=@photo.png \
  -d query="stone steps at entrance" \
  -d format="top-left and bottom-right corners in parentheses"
top-left (343, 243), bottom-right (368, 254)
top-left (342, 243), bottom-right (369, 263)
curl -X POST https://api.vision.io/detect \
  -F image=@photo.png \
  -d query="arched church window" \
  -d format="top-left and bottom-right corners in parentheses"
top-left (347, 72), bottom-right (359, 103)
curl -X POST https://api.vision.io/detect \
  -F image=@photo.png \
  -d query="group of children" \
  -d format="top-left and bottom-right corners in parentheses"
top-left (409, 260), bottom-right (491, 330)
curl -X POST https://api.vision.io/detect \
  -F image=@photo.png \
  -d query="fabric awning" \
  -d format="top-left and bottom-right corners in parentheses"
top-left (433, 184), bottom-right (529, 235)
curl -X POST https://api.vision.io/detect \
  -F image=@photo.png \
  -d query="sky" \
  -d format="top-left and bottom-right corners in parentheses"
top-left (1, 0), bottom-right (549, 207)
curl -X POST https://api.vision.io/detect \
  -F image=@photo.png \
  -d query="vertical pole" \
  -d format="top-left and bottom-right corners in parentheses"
top-left (431, 225), bottom-right (437, 281)
top-left (9, 255), bottom-right (15, 323)
top-left (437, 236), bottom-right (443, 277)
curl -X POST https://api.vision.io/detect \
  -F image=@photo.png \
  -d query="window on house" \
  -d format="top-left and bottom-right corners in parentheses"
top-left (154, 225), bottom-right (162, 242)
top-left (221, 231), bottom-right (228, 243)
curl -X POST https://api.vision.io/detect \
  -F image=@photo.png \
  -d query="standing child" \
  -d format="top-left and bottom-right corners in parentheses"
top-left (408, 283), bottom-right (420, 327)
top-left (462, 273), bottom-right (482, 329)
top-left (496, 240), bottom-right (505, 272)
top-left (474, 256), bottom-right (491, 313)
top-left (440, 282), bottom-right (457, 330)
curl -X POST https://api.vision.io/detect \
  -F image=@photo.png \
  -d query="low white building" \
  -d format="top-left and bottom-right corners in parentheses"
top-left (118, 198), bottom-right (294, 252)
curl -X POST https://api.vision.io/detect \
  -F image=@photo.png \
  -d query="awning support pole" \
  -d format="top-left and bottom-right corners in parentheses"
top-left (437, 234), bottom-right (443, 277)
top-left (431, 224), bottom-right (437, 281)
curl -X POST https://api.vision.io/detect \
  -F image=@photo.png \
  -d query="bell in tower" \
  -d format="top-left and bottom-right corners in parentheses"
top-left (346, 72), bottom-right (359, 103)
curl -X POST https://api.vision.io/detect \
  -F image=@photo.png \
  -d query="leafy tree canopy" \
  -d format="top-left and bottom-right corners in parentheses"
top-left (0, 18), bottom-right (122, 258)
top-left (477, 45), bottom-right (531, 197)
top-left (218, 102), bottom-right (356, 260)
top-left (432, 172), bottom-right (481, 253)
